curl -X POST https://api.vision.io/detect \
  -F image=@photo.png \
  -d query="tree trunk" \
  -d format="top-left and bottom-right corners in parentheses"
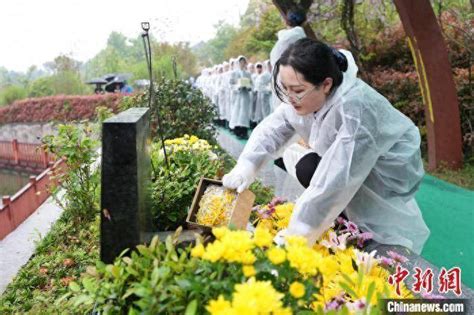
top-left (340, 0), bottom-right (369, 81)
top-left (394, 0), bottom-right (463, 170)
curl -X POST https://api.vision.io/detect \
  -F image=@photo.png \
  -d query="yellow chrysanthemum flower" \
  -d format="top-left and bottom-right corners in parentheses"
top-left (212, 226), bottom-right (227, 239)
top-left (206, 295), bottom-right (234, 315)
top-left (267, 247), bottom-right (287, 265)
top-left (190, 243), bottom-right (205, 258)
top-left (257, 219), bottom-right (274, 232)
top-left (202, 241), bottom-right (225, 262)
top-left (240, 252), bottom-right (257, 265)
top-left (289, 281), bottom-right (305, 298)
top-left (254, 226), bottom-right (273, 248)
top-left (286, 237), bottom-right (322, 276)
top-left (232, 278), bottom-right (286, 314)
top-left (242, 265), bottom-right (256, 277)
top-left (189, 135), bottom-right (199, 144)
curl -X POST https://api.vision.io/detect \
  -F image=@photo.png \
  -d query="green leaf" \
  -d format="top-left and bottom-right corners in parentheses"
top-left (365, 281), bottom-right (376, 310)
top-left (185, 299), bottom-right (198, 315)
top-left (341, 273), bottom-right (355, 286)
top-left (82, 277), bottom-right (97, 293)
top-left (339, 281), bottom-right (358, 299)
top-left (69, 281), bottom-right (81, 292)
top-left (175, 278), bottom-right (191, 289)
top-left (73, 294), bottom-right (93, 307)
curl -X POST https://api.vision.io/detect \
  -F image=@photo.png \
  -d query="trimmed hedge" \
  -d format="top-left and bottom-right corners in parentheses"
top-left (0, 94), bottom-right (123, 124)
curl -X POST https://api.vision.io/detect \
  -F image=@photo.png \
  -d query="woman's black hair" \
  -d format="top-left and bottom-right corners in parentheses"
top-left (273, 38), bottom-right (348, 102)
top-left (287, 10), bottom-right (306, 27)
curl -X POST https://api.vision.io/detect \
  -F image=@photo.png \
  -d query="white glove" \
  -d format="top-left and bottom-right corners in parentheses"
top-left (222, 160), bottom-right (257, 193)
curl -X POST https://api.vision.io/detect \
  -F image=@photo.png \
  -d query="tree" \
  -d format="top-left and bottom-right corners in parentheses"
top-left (246, 8), bottom-right (285, 58)
top-left (193, 22), bottom-right (238, 66)
top-left (44, 54), bottom-right (82, 74)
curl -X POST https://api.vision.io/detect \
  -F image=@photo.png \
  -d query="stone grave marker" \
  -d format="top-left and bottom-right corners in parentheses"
top-left (100, 107), bottom-right (152, 263)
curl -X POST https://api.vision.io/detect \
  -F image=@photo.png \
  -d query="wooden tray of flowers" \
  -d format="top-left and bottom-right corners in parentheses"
top-left (186, 177), bottom-right (255, 233)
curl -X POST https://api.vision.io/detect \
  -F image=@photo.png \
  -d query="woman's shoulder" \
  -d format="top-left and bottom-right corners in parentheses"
top-left (340, 79), bottom-right (391, 112)
top-left (338, 80), bottom-right (416, 135)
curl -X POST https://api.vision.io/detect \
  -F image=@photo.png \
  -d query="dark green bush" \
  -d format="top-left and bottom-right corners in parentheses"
top-left (120, 78), bottom-right (217, 143)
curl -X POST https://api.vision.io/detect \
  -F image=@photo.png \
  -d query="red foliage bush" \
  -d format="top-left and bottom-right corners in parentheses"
top-left (364, 13), bottom-right (472, 160)
top-left (0, 94), bottom-right (123, 124)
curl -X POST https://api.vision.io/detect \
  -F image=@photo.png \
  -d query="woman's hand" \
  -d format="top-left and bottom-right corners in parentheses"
top-left (273, 220), bottom-right (317, 247)
top-left (222, 161), bottom-right (257, 193)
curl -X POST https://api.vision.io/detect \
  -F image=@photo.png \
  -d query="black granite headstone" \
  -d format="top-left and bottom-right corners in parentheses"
top-left (100, 107), bottom-right (152, 263)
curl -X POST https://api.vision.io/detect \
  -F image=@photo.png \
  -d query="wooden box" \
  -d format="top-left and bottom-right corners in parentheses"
top-left (186, 177), bottom-right (255, 232)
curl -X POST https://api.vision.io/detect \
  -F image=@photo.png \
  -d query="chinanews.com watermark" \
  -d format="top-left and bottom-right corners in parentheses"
top-left (384, 264), bottom-right (470, 314)
top-left (382, 299), bottom-right (469, 314)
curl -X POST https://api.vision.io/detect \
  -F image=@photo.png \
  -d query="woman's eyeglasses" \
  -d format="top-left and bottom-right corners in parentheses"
top-left (280, 85), bottom-right (318, 104)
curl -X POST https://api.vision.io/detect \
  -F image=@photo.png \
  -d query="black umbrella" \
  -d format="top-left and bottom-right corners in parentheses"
top-left (85, 78), bottom-right (108, 85)
top-left (104, 76), bottom-right (125, 92)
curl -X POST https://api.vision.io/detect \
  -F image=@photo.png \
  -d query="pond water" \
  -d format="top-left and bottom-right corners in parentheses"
top-left (0, 168), bottom-right (37, 206)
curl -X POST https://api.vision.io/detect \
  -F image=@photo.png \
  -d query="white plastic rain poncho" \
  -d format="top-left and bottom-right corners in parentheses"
top-left (229, 67), bottom-right (253, 129)
top-left (250, 70), bottom-right (260, 123)
top-left (225, 60), bottom-right (237, 122)
top-left (226, 50), bottom-right (430, 254)
top-left (217, 67), bottom-right (228, 120)
top-left (254, 63), bottom-right (273, 121)
top-left (212, 67), bottom-right (220, 117)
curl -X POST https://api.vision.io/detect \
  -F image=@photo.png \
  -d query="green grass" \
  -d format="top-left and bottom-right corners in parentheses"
top-left (417, 175), bottom-right (474, 288)
top-left (0, 215), bottom-right (99, 313)
top-left (425, 161), bottom-right (474, 190)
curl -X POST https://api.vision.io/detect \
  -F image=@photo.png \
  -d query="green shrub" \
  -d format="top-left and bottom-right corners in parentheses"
top-left (28, 76), bottom-right (55, 97)
top-left (41, 123), bottom-right (100, 222)
top-left (150, 135), bottom-right (222, 231)
top-left (0, 85), bottom-right (27, 105)
top-left (120, 78), bottom-right (217, 143)
top-left (63, 233), bottom-right (197, 314)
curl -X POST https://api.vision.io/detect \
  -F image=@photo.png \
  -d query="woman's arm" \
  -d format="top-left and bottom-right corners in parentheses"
top-left (223, 104), bottom-right (296, 193)
top-left (285, 114), bottom-right (379, 245)
top-left (238, 104), bottom-right (296, 171)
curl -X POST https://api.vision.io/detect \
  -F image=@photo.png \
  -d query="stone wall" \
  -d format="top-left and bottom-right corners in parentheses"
top-left (0, 122), bottom-right (58, 143)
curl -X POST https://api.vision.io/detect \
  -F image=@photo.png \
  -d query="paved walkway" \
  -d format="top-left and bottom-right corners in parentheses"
top-left (0, 195), bottom-right (63, 294)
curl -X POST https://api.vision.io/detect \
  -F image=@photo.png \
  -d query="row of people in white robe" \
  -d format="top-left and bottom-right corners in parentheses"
top-left (195, 56), bottom-right (274, 137)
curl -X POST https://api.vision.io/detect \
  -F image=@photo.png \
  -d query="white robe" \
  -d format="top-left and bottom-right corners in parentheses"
top-left (229, 69), bottom-right (253, 129)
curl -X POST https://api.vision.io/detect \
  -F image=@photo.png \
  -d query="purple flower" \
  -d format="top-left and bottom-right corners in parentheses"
top-left (257, 206), bottom-right (275, 219)
top-left (336, 216), bottom-right (347, 225)
top-left (346, 298), bottom-right (367, 311)
top-left (387, 250), bottom-right (409, 264)
top-left (356, 232), bottom-right (373, 248)
top-left (325, 294), bottom-right (346, 311)
top-left (325, 300), bottom-right (341, 311)
top-left (269, 196), bottom-right (286, 207)
top-left (343, 220), bottom-right (359, 234)
top-left (378, 256), bottom-right (395, 268)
